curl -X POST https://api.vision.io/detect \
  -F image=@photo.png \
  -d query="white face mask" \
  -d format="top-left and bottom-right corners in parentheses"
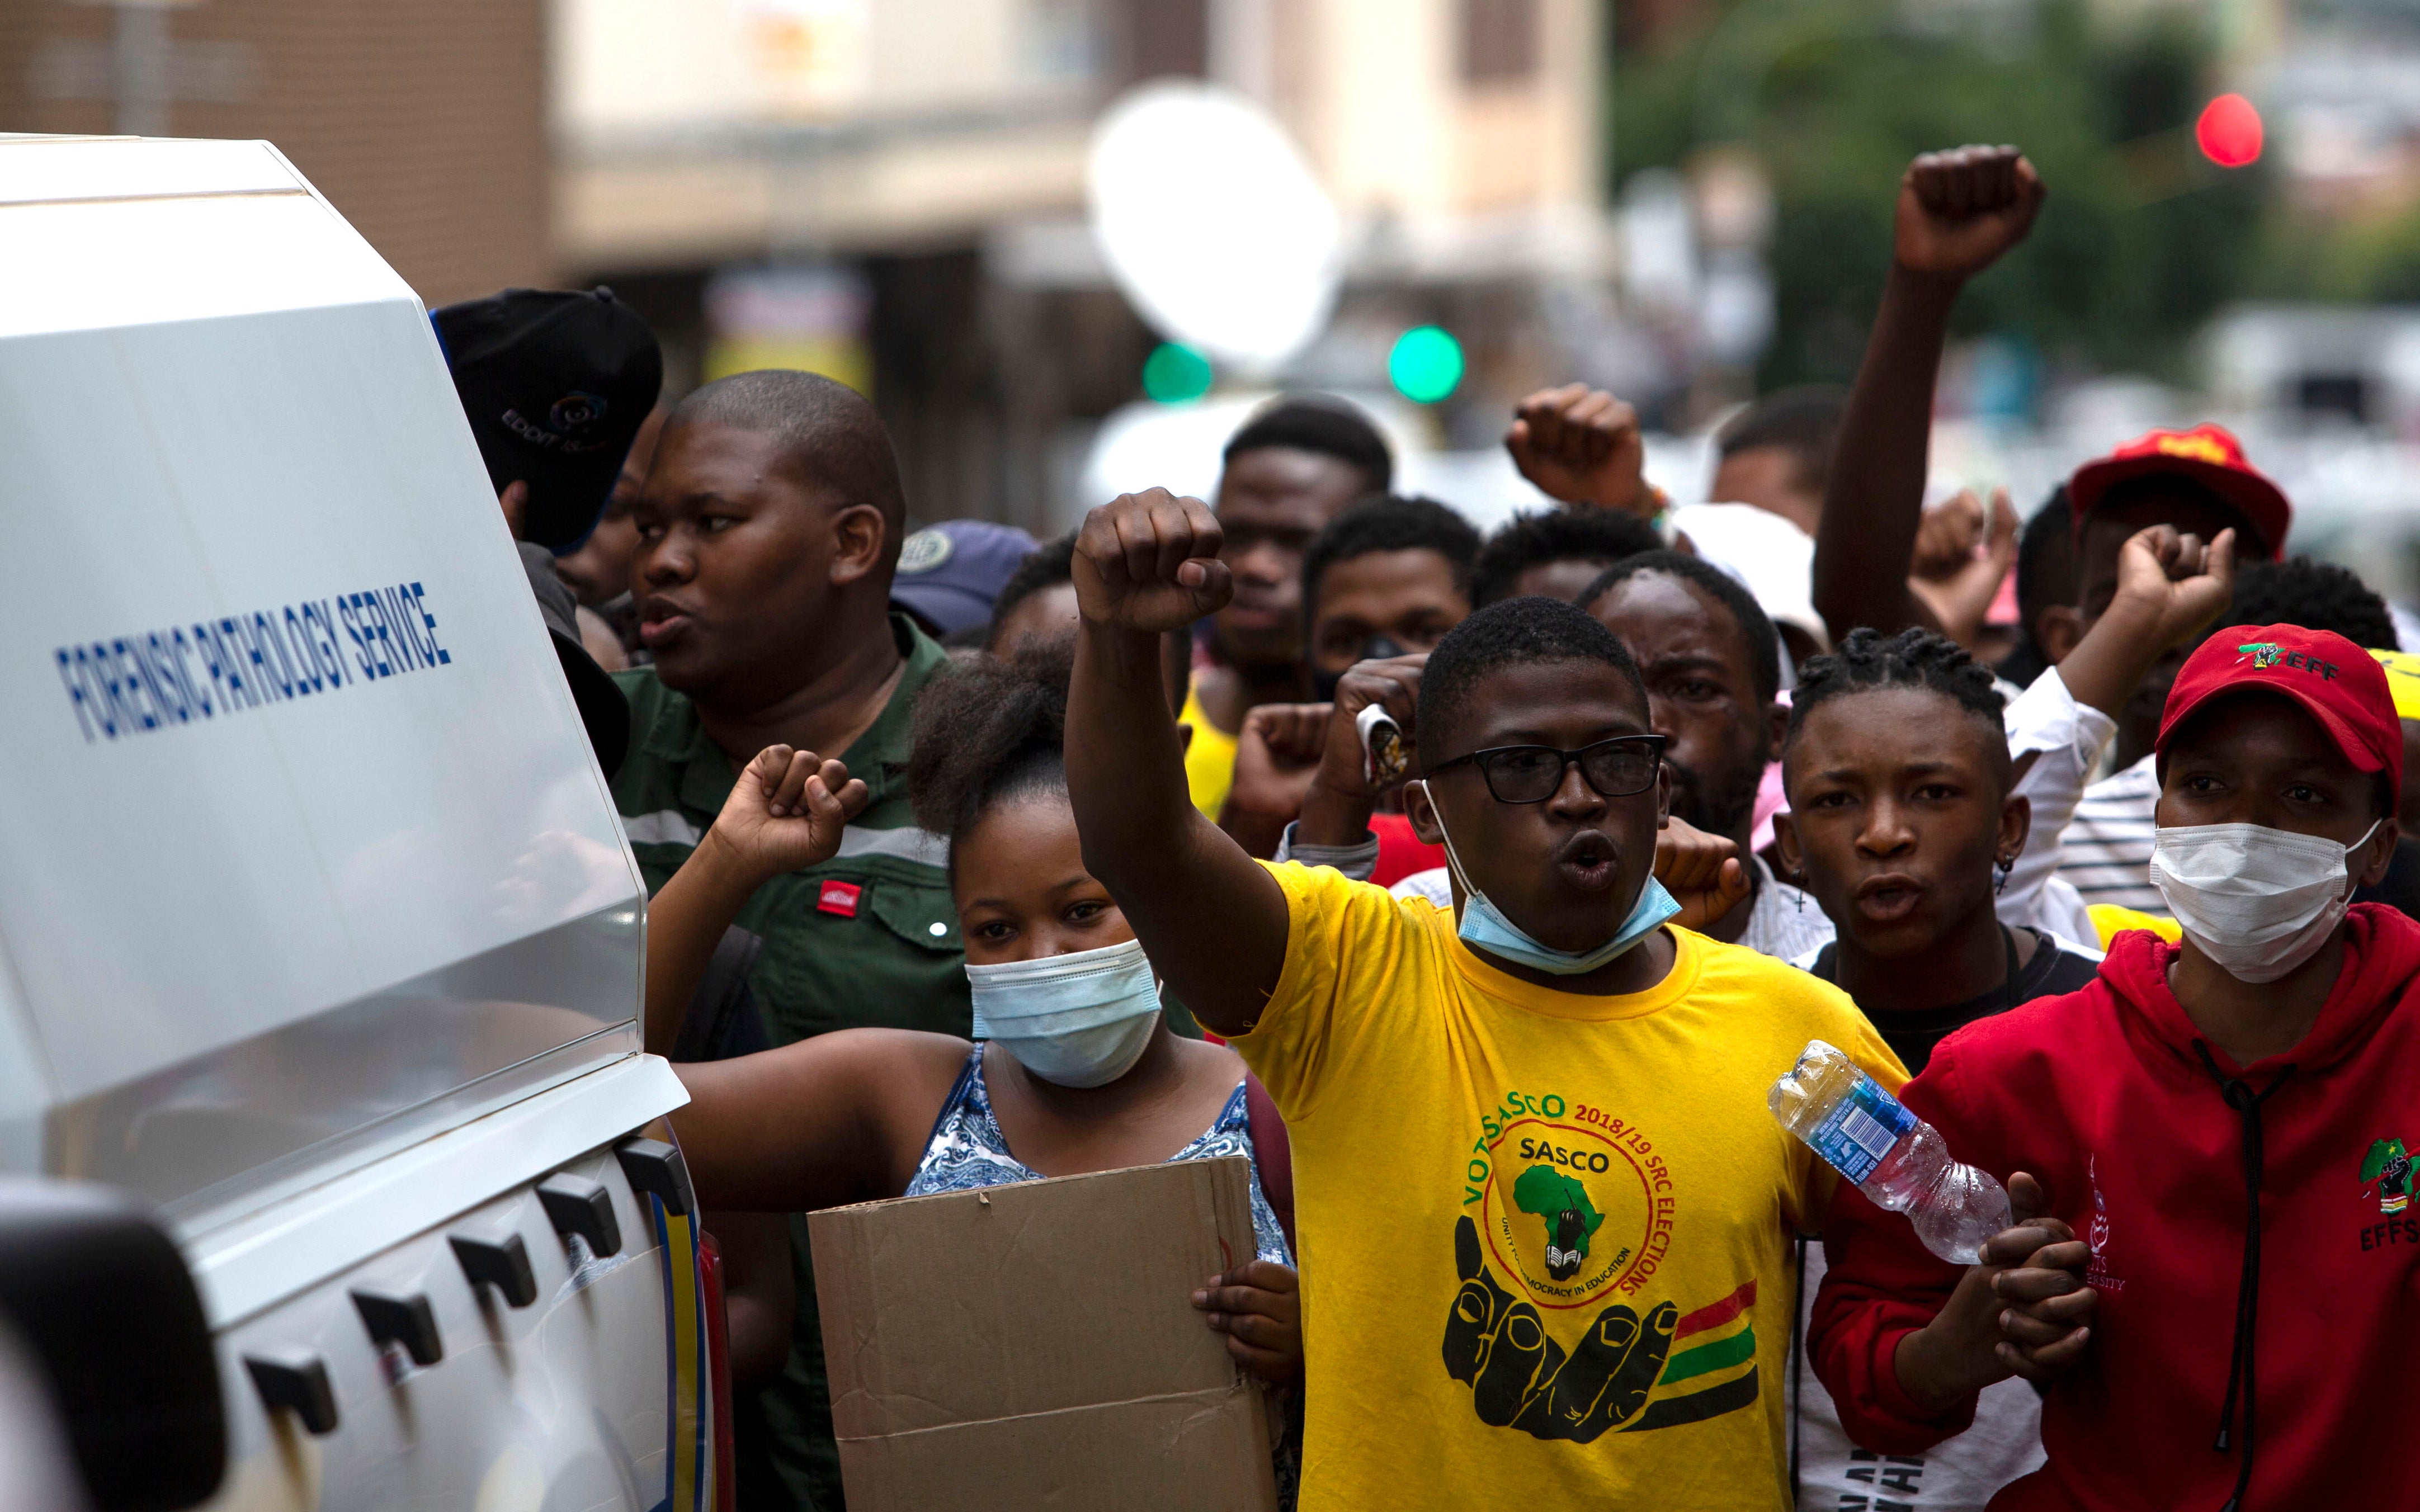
top-left (965, 937), bottom-right (1162, 1088)
top-left (2149, 820), bottom-right (2381, 984)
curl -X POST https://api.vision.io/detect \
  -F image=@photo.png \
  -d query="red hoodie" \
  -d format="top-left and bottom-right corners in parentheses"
top-left (1811, 905), bottom-right (2420, 1511)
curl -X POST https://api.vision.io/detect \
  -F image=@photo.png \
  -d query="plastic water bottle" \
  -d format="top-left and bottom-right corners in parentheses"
top-left (1769, 1040), bottom-right (2012, 1264)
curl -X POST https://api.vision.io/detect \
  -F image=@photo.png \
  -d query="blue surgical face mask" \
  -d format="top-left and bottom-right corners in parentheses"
top-left (1414, 780), bottom-right (1680, 976)
top-left (966, 937), bottom-right (1162, 1088)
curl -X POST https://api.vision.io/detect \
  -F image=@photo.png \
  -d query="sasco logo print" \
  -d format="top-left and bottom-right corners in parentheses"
top-left (1442, 1088), bottom-right (1758, 1439)
top-left (1456, 1089), bottom-right (1667, 1305)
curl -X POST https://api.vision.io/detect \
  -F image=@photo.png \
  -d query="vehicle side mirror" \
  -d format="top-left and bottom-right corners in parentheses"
top-left (0, 1180), bottom-right (223, 1511)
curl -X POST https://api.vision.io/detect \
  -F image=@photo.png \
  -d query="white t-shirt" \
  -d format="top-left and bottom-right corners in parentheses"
top-left (1788, 1240), bottom-right (2045, 1511)
top-left (2052, 754), bottom-right (2163, 914)
top-left (1996, 669), bottom-right (2119, 940)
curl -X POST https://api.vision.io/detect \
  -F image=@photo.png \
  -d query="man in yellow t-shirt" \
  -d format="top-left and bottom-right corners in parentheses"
top-left (1065, 489), bottom-right (1905, 1510)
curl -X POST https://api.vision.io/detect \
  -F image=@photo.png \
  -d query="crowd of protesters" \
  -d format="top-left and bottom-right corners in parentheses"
top-left (440, 143), bottom-right (2420, 1512)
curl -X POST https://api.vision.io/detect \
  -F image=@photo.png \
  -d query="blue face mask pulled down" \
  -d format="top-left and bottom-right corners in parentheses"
top-left (1417, 781), bottom-right (1680, 976)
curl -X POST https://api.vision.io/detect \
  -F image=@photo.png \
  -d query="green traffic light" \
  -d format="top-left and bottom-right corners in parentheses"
top-left (1389, 325), bottom-right (1463, 404)
top-left (1142, 342), bottom-right (1214, 403)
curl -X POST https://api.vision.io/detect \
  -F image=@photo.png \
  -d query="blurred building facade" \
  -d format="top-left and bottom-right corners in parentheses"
top-left (554, 0), bottom-right (1610, 531)
top-left (2, 0), bottom-right (1610, 530)
top-left (1, 0), bottom-right (548, 304)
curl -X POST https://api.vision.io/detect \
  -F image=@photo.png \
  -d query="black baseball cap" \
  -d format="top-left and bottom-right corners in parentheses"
top-left (433, 288), bottom-right (663, 551)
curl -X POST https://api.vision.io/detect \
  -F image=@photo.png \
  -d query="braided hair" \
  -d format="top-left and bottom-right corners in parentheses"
top-left (907, 639), bottom-right (1073, 850)
top-left (1785, 627), bottom-right (2008, 779)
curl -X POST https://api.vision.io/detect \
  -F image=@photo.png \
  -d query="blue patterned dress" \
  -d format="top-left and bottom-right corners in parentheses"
top-left (902, 1046), bottom-right (1293, 1267)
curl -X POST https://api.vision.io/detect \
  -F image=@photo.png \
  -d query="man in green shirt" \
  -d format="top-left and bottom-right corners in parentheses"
top-left (612, 368), bottom-right (970, 1509)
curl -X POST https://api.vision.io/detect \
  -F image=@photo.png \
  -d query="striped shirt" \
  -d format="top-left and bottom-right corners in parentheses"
top-left (2053, 753), bottom-right (2163, 913)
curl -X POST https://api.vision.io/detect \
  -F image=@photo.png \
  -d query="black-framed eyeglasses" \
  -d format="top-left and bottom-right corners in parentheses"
top-left (1425, 735), bottom-right (1668, 805)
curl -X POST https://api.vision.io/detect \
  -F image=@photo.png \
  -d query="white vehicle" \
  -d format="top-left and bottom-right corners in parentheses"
top-left (0, 134), bottom-right (719, 1511)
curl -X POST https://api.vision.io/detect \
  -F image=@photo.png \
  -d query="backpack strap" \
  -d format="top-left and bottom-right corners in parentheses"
top-left (1242, 1072), bottom-right (1296, 1258)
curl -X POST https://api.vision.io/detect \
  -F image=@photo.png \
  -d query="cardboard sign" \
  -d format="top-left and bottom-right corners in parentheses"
top-left (809, 1156), bottom-right (1279, 1511)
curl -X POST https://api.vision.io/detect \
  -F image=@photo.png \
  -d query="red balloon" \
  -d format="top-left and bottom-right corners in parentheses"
top-left (2197, 93), bottom-right (2263, 168)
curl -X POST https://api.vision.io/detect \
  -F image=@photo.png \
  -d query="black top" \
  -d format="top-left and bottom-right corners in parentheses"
top-left (1808, 926), bottom-right (2102, 1075)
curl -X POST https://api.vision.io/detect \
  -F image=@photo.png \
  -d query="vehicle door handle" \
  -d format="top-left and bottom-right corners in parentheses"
top-left (449, 1231), bottom-right (537, 1308)
top-left (243, 1350), bottom-right (338, 1435)
top-left (616, 1138), bottom-right (696, 1218)
top-left (536, 1173), bottom-right (621, 1257)
top-left (350, 1288), bottom-right (442, 1367)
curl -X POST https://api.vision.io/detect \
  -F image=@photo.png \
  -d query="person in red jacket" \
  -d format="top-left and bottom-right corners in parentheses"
top-left (1812, 622), bottom-right (2412, 1511)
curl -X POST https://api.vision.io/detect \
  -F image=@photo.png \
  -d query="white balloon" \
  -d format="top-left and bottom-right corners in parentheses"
top-left (1087, 81), bottom-right (1343, 371)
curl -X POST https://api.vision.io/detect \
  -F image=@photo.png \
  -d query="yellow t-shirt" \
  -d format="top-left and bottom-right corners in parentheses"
top-left (1234, 862), bottom-right (1908, 1511)
top-left (1180, 683), bottom-right (1239, 820)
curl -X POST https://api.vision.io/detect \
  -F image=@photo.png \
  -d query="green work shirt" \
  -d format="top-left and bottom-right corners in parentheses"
top-left (610, 613), bottom-right (971, 1047)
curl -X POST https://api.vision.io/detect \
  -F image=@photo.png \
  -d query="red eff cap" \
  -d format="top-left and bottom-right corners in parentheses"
top-left (2068, 424), bottom-right (2290, 557)
top-left (2159, 625), bottom-right (2403, 802)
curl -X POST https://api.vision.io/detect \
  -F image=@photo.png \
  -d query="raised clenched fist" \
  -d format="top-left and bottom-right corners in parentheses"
top-left (1895, 145), bottom-right (2046, 283)
top-left (2111, 522), bottom-right (2238, 653)
top-left (1654, 814), bottom-right (1752, 933)
top-left (1506, 385), bottom-right (1649, 516)
top-left (1072, 488), bottom-right (1233, 635)
top-left (704, 745), bottom-right (871, 885)
top-left (1225, 702), bottom-right (1332, 825)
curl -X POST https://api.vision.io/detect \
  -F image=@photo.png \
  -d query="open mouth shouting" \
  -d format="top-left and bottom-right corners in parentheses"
top-left (1554, 830), bottom-right (1620, 893)
top-left (1852, 872), bottom-right (1928, 925)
